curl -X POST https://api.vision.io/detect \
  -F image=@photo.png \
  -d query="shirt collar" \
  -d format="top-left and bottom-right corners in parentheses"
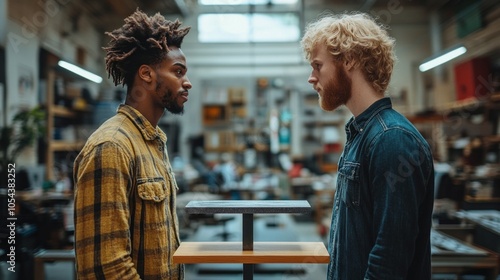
top-left (345, 97), bottom-right (392, 139)
top-left (117, 104), bottom-right (167, 142)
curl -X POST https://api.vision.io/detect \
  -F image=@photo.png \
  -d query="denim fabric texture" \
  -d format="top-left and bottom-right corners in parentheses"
top-left (327, 97), bottom-right (434, 280)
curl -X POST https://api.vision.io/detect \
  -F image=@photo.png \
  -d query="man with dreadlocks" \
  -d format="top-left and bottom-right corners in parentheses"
top-left (73, 9), bottom-right (192, 279)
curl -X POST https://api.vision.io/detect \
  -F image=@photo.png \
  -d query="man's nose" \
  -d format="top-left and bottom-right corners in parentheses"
top-left (183, 78), bottom-right (192, 89)
top-left (308, 75), bottom-right (317, 84)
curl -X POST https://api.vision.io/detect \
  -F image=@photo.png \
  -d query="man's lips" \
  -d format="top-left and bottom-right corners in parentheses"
top-left (180, 91), bottom-right (189, 102)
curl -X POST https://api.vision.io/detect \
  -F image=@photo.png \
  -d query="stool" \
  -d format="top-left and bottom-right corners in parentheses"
top-left (33, 249), bottom-right (75, 280)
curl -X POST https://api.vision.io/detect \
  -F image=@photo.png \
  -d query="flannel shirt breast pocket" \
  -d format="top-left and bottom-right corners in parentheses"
top-left (137, 177), bottom-right (170, 228)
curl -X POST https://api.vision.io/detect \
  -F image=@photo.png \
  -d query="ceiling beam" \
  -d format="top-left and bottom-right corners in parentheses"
top-left (360, 0), bottom-right (376, 11)
top-left (106, 0), bottom-right (137, 18)
top-left (172, 0), bottom-right (190, 17)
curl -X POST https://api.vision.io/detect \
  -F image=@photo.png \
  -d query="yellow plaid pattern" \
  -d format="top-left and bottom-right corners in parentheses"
top-left (74, 104), bottom-right (183, 279)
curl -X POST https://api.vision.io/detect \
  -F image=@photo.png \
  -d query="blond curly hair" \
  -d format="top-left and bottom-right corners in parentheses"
top-left (301, 12), bottom-right (396, 95)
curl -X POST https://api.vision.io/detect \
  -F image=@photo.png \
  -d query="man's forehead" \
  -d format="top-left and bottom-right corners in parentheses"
top-left (309, 45), bottom-right (327, 60)
top-left (165, 48), bottom-right (187, 62)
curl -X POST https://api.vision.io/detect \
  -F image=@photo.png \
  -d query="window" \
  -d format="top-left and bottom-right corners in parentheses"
top-left (199, 0), bottom-right (298, 5)
top-left (197, 0), bottom-right (300, 43)
top-left (198, 13), bottom-right (300, 42)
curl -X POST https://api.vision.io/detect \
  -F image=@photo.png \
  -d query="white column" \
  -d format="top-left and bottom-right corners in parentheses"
top-left (0, 0), bottom-right (6, 46)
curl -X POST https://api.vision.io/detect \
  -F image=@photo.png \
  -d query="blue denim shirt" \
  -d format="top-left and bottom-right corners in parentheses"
top-left (327, 98), bottom-right (434, 280)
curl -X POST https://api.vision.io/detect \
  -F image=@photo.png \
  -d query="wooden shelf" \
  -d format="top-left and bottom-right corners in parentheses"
top-left (50, 141), bottom-right (85, 151)
top-left (205, 147), bottom-right (244, 153)
top-left (52, 106), bottom-right (76, 118)
top-left (303, 120), bottom-right (344, 127)
top-left (407, 114), bottom-right (445, 124)
top-left (254, 143), bottom-right (269, 152)
top-left (444, 97), bottom-right (482, 111)
top-left (464, 196), bottom-right (500, 203)
top-left (453, 174), bottom-right (500, 181)
top-left (173, 242), bottom-right (329, 264)
top-left (435, 95), bottom-right (499, 112)
top-left (484, 135), bottom-right (500, 143)
top-left (51, 105), bottom-right (90, 117)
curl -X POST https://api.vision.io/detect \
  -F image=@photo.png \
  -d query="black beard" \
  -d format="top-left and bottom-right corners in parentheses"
top-left (164, 94), bottom-right (184, 115)
top-left (156, 82), bottom-right (184, 115)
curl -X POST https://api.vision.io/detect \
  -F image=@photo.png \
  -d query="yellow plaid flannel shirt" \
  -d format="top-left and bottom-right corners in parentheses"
top-left (74, 104), bottom-right (183, 279)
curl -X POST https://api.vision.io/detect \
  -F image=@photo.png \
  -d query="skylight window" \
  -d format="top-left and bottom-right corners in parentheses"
top-left (199, 0), bottom-right (298, 5)
top-left (198, 13), bottom-right (300, 42)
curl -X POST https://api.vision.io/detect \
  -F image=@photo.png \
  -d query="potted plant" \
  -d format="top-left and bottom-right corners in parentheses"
top-left (0, 107), bottom-right (45, 186)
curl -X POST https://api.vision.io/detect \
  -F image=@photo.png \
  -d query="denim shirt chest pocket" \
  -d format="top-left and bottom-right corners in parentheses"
top-left (337, 161), bottom-right (361, 208)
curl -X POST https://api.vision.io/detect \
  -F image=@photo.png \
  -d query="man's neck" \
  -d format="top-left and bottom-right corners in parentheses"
top-left (345, 69), bottom-right (384, 117)
top-left (125, 90), bottom-right (163, 127)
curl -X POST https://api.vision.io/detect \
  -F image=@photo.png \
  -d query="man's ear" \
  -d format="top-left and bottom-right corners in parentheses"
top-left (344, 59), bottom-right (355, 72)
top-left (137, 64), bottom-right (155, 83)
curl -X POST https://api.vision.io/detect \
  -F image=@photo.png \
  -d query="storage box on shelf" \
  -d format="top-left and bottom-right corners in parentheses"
top-left (202, 87), bottom-right (249, 153)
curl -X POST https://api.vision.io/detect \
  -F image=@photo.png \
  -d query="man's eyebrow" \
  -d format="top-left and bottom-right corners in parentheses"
top-left (172, 62), bottom-right (187, 70)
top-left (310, 59), bottom-right (319, 65)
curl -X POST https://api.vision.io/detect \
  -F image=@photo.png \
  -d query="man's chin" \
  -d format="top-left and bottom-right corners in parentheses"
top-left (320, 99), bottom-right (340, 112)
top-left (169, 110), bottom-right (184, 115)
top-left (166, 106), bottom-right (184, 115)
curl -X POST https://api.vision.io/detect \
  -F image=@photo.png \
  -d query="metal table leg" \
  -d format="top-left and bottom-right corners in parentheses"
top-left (243, 213), bottom-right (254, 280)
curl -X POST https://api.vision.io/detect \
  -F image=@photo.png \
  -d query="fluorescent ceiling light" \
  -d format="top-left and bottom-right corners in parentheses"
top-left (57, 60), bottom-right (103, 83)
top-left (419, 44), bottom-right (467, 72)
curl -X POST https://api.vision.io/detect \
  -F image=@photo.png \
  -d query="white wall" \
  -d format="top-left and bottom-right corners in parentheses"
top-left (38, 2), bottom-right (103, 99)
top-left (0, 0), bottom-right (6, 128)
top-left (390, 24), bottom-right (431, 114)
top-left (6, 19), bottom-right (40, 166)
top-left (0, 0), bottom-right (6, 46)
top-left (6, 20), bottom-right (40, 123)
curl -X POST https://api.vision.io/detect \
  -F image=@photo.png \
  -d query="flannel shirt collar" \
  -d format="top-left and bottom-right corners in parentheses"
top-left (117, 104), bottom-right (167, 142)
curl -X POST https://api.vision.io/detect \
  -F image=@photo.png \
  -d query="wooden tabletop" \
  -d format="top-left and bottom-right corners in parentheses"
top-left (184, 200), bottom-right (312, 214)
top-left (173, 242), bottom-right (329, 264)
